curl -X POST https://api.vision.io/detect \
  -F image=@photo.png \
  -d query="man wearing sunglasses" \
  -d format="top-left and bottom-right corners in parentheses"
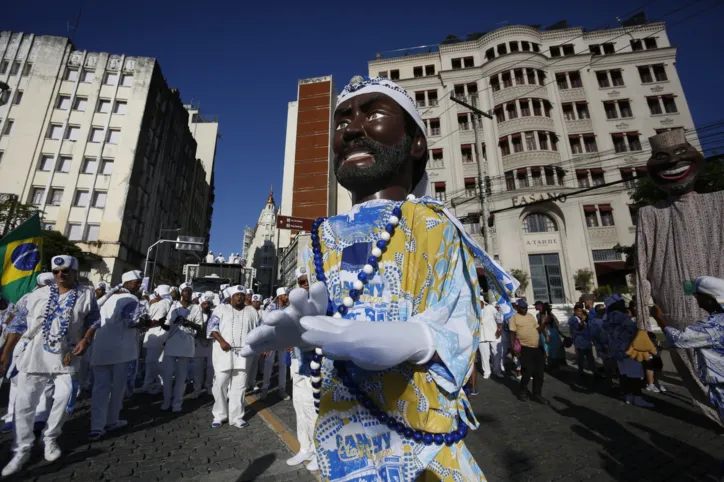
top-left (2, 255), bottom-right (100, 477)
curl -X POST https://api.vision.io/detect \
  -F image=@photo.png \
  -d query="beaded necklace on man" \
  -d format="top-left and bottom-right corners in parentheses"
top-left (308, 196), bottom-right (470, 448)
top-left (42, 283), bottom-right (79, 354)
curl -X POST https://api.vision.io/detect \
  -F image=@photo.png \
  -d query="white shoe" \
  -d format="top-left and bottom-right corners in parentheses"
top-left (633, 396), bottom-right (654, 408)
top-left (645, 384), bottom-right (660, 393)
top-left (44, 439), bottom-right (62, 462)
top-left (279, 391), bottom-right (290, 401)
top-left (483, 373), bottom-right (491, 379)
top-left (286, 450), bottom-right (313, 466)
top-left (2, 451), bottom-right (30, 477)
top-left (305, 456), bottom-right (319, 472)
top-left (657, 382), bottom-right (667, 393)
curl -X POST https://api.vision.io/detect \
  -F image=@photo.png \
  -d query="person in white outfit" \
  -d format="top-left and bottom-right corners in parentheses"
top-left (286, 267), bottom-right (319, 472)
top-left (1, 255), bottom-right (100, 477)
top-left (208, 285), bottom-right (260, 428)
top-left (89, 270), bottom-right (149, 441)
top-left (479, 294), bottom-right (504, 379)
top-left (137, 287), bottom-right (171, 394)
top-left (261, 287), bottom-right (290, 401)
top-left (191, 292), bottom-right (215, 398)
top-left (215, 253), bottom-right (226, 264)
top-left (205, 251), bottom-right (215, 263)
top-left (160, 283), bottom-right (203, 412)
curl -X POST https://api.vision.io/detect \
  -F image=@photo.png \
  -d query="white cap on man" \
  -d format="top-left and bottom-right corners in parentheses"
top-left (245, 288), bottom-right (253, 295)
top-left (251, 294), bottom-right (262, 302)
top-left (179, 282), bottom-right (192, 292)
top-left (202, 291), bottom-right (215, 303)
top-left (227, 285), bottom-right (245, 297)
top-left (37, 272), bottom-right (54, 286)
top-left (156, 284), bottom-right (171, 296)
top-left (52, 255), bottom-right (78, 271)
top-left (121, 270), bottom-right (143, 283)
top-left (149, 293), bottom-right (160, 301)
top-left (276, 287), bottom-right (288, 297)
top-left (295, 267), bottom-right (307, 279)
top-left (97, 281), bottom-right (107, 290)
top-left (220, 283), bottom-right (230, 292)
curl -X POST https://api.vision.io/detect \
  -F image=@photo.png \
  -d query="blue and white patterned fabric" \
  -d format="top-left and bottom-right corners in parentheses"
top-left (664, 313), bottom-right (724, 421)
top-left (599, 310), bottom-right (638, 361)
top-left (7, 294), bottom-right (30, 334)
top-left (568, 315), bottom-right (593, 350)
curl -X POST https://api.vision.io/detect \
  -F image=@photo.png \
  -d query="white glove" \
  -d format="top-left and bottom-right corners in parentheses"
top-left (300, 316), bottom-right (435, 371)
top-left (240, 282), bottom-right (328, 356)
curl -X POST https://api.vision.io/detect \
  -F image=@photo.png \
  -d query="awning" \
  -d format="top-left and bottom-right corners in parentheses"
top-left (434, 182), bottom-right (446, 188)
top-left (461, 144), bottom-right (472, 149)
top-left (583, 205), bottom-right (597, 212)
top-left (517, 168), bottom-right (527, 176)
top-left (621, 167), bottom-right (633, 173)
top-left (599, 204), bottom-right (613, 212)
top-left (594, 261), bottom-right (630, 276)
top-left (590, 168), bottom-right (604, 174)
top-left (531, 166), bottom-right (541, 173)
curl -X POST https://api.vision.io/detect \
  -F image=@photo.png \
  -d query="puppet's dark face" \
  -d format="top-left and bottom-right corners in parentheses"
top-left (647, 142), bottom-right (704, 195)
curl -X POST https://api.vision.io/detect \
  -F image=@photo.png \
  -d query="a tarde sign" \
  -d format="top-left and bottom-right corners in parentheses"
top-left (524, 235), bottom-right (560, 252)
top-left (276, 215), bottom-right (315, 231)
top-left (512, 192), bottom-right (567, 207)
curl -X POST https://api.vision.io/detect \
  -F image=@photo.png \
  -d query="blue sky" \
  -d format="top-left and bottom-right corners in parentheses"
top-left (7, 0), bottom-right (723, 256)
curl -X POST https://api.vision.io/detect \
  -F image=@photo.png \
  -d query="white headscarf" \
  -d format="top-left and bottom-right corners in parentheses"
top-left (695, 276), bottom-right (724, 307)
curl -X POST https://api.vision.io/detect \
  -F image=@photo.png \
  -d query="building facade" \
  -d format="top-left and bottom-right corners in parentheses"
top-left (0, 31), bottom-right (217, 285)
top-left (244, 189), bottom-right (278, 297)
top-left (279, 232), bottom-right (310, 291)
top-left (367, 22), bottom-right (698, 303)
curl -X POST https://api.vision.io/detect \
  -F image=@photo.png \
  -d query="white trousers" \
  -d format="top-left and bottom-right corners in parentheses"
top-left (212, 369), bottom-right (248, 425)
top-left (90, 363), bottom-right (127, 432)
top-left (3, 376), bottom-right (53, 424)
top-left (141, 347), bottom-right (163, 391)
top-left (12, 372), bottom-right (72, 454)
top-left (161, 356), bottom-right (190, 411)
top-left (193, 355), bottom-right (214, 392)
top-left (262, 351), bottom-right (288, 392)
top-left (290, 359), bottom-right (317, 454)
top-left (478, 341), bottom-right (500, 377)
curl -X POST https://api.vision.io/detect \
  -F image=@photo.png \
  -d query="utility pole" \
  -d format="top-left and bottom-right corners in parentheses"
top-left (450, 94), bottom-right (493, 252)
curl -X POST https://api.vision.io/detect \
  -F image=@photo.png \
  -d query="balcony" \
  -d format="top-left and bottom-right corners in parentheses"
top-left (501, 150), bottom-right (561, 170)
top-left (493, 83), bottom-right (548, 106)
top-left (565, 118), bottom-right (593, 134)
top-left (559, 87), bottom-right (587, 102)
top-left (497, 116), bottom-right (554, 137)
top-left (586, 226), bottom-right (619, 245)
top-left (428, 158), bottom-right (445, 169)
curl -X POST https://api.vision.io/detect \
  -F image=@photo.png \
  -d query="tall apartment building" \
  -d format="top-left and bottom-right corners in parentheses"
top-left (279, 75), bottom-right (351, 251)
top-left (367, 21), bottom-right (698, 303)
top-left (0, 31), bottom-right (218, 284)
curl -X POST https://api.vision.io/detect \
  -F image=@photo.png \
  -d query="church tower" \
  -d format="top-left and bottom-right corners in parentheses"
top-left (243, 187), bottom-right (278, 296)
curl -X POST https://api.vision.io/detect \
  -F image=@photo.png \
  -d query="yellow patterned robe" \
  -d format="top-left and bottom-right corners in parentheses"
top-left (303, 198), bottom-right (489, 481)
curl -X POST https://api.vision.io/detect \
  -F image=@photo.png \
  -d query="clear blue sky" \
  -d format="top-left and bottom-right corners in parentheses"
top-left (7, 0), bottom-right (724, 256)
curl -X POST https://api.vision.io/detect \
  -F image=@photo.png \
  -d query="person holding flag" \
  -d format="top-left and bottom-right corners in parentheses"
top-left (0, 214), bottom-right (44, 304)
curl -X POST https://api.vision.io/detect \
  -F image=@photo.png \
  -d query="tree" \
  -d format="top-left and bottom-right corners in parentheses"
top-left (509, 269), bottom-right (529, 297)
top-left (0, 199), bottom-right (41, 234)
top-left (573, 268), bottom-right (594, 294)
top-left (42, 230), bottom-right (83, 271)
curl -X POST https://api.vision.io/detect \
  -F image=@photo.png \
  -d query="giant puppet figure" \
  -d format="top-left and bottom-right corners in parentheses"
top-left (633, 127), bottom-right (724, 426)
top-left (242, 76), bottom-right (518, 481)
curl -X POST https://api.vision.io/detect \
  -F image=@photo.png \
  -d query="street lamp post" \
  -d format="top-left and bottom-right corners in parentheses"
top-left (150, 228), bottom-right (181, 283)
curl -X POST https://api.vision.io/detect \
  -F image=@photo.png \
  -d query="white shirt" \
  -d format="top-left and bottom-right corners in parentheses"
top-left (144, 298), bottom-right (170, 348)
top-left (215, 256), bottom-right (226, 264)
top-left (205, 254), bottom-right (215, 263)
top-left (208, 304), bottom-right (259, 372)
top-left (16, 285), bottom-right (98, 374)
top-left (162, 301), bottom-right (202, 358)
top-left (91, 292), bottom-right (141, 366)
top-left (480, 303), bottom-right (500, 342)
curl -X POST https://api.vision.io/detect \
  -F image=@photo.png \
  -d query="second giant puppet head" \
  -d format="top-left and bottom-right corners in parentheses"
top-left (646, 128), bottom-right (704, 196)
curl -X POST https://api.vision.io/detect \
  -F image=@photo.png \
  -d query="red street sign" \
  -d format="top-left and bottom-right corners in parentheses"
top-left (276, 215), bottom-right (315, 231)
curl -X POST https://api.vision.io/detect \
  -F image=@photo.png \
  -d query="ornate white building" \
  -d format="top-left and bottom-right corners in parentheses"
top-left (243, 188), bottom-right (278, 296)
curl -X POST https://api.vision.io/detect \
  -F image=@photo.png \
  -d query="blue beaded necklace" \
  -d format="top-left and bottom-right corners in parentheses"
top-left (42, 283), bottom-right (79, 354)
top-left (308, 196), bottom-right (470, 447)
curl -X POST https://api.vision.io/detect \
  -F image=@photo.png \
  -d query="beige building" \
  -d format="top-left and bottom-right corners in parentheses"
top-left (0, 31), bottom-right (218, 285)
top-left (243, 189), bottom-right (278, 297)
top-left (366, 22), bottom-right (698, 304)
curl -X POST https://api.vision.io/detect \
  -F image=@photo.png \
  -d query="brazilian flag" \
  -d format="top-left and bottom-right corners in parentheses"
top-left (0, 214), bottom-right (43, 303)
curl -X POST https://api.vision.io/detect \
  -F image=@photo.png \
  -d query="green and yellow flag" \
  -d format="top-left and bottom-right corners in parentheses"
top-left (0, 214), bottom-right (43, 303)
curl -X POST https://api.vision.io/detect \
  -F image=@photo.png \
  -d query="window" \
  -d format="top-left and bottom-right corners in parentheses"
top-left (390, 70), bottom-right (399, 80)
top-left (532, 100), bottom-right (542, 117)
top-left (429, 119), bottom-right (440, 136)
top-left (67, 223), bottom-right (83, 241)
top-left (502, 72), bottom-right (512, 88)
top-left (48, 124), bottom-right (63, 140)
top-left (610, 70), bottom-right (624, 87)
top-left (545, 166), bottom-right (556, 186)
top-left (426, 90), bottom-right (438, 107)
top-left (81, 69), bottom-right (95, 83)
top-left (0, 61), bottom-right (7, 74)
top-left (461, 145), bottom-right (473, 163)
top-left (458, 114), bottom-right (469, 131)
top-left (65, 69), bottom-right (79, 81)
top-left (85, 224), bottom-right (100, 242)
top-left (56, 156), bottom-right (72, 173)
top-left (621, 168), bottom-right (636, 188)
top-left (430, 149), bottom-right (444, 168)
top-left (512, 135), bottom-right (523, 153)
top-left (517, 168), bottom-right (529, 187)
top-left (521, 41), bottom-right (530, 51)
top-left (556, 73), bottom-right (568, 90)
top-left (74, 190), bottom-right (90, 207)
top-left (454, 85), bottom-right (465, 98)
top-left (596, 71), bottom-right (610, 88)
top-left (584, 135), bottom-right (598, 153)
top-left (592, 249), bottom-right (621, 262)
top-left (612, 134), bottom-right (627, 153)
top-left (603, 43), bottom-right (615, 55)
top-left (628, 133), bottom-right (642, 151)
top-left (65, 125), bottom-right (80, 141)
top-left (464, 178), bottom-right (476, 198)
top-left (604, 101), bottom-right (618, 119)
top-left (90, 127), bottom-right (105, 143)
top-left (505, 171), bottom-right (516, 191)
top-left (629, 205), bottom-right (638, 225)
top-left (569, 72), bottom-right (582, 88)
top-left (378, 71), bottom-right (388, 79)
top-left (486, 48), bottom-right (495, 60)
top-left (531, 167), bottom-right (543, 186)
top-left (73, 97), bottom-right (88, 112)
top-left (577, 170), bottom-right (590, 187)
top-left (644, 38), bottom-right (657, 49)
top-left (120, 74), bottom-right (133, 87)
top-left (39, 155), bottom-right (54, 171)
top-left (514, 69), bottom-right (524, 85)
top-left (495, 107), bottom-right (505, 123)
top-left (433, 182), bottom-right (446, 201)
top-left (104, 72), bottom-right (119, 85)
top-left (563, 103), bottom-right (575, 121)
top-left (97, 99), bottom-right (111, 113)
top-left (415, 92), bottom-right (426, 108)
top-left (50, 188), bottom-right (63, 206)
top-left (57, 95), bottom-right (71, 110)
top-left (590, 168), bottom-right (605, 186)
top-left (13, 91), bottom-right (23, 105)
top-left (92, 191), bottom-right (107, 208)
top-left (451, 58), bottom-right (461, 70)
top-left (3, 120), bottom-right (14, 135)
top-left (570, 137), bottom-right (583, 155)
top-left (631, 39), bottom-right (643, 51)
top-left (42, 223), bottom-right (55, 231)
top-left (527, 69), bottom-right (536, 85)
top-left (647, 97), bottom-right (662, 115)
top-left (576, 103), bottom-right (590, 119)
top-left (619, 100), bottom-right (632, 118)
top-left (653, 64), bottom-right (668, 82)
top-left (562, 44), bottom-right (575, 56)
top-left (101, 159), bottom-right (114, 175)
top-left (425, 65), bottom-right (435, 76)
top-left (551, 133), bottom-right (558, 151)
top-left (662, 95), bottom-right (678, 113)
top-left (589, 45), bottom-right (601, 56)
top-left (510, 42), bottom-right (519, 52)
top-left (584, 206), bottom-right (599, 227)
top-left (31, 187), bottom-right (45, 205)
top-left (490, 77), bottom-right (500, 92)
top-left (107, 129), bottom-right (121, 144)
top-left (500, 139), bottom-right (510, 157)
top-left (506, 103), bottom-right (518, 120)
top-left (523, 214), bottom-right (557, 233)
top-left (550, 46), bottom-right (561, 57)
top-left (22, 62), bottom-right (32, 76)
top-left (413, 66), bottom-right (423, 78)
top-left (497, 43), bottom-right (507, 55)
top-left (599, 205), bottom-right (615, 226)
top-left (82, 157), bottom-right (97, 174)
top-left (520, 100), bottom-right (530, 117)
top-left (525, 131), bottom-right (537, 151)
top-left (538, 132), bottom-right (549, 150)
top-left (533, 43), bottom-right (541, 53)
top-left (638, 66), bottom-right (653, 83)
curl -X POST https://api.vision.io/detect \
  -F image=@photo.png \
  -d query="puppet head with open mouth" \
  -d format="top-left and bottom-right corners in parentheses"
top-left (646, 128), bottom-right (704, 196)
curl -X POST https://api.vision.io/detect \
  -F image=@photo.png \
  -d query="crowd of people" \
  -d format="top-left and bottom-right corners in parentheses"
top-left (0, 256), bottom-right (315, 477)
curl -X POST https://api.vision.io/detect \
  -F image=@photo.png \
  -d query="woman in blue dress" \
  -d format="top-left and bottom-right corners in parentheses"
top-left (540, 303), bottom-right (564, 370)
